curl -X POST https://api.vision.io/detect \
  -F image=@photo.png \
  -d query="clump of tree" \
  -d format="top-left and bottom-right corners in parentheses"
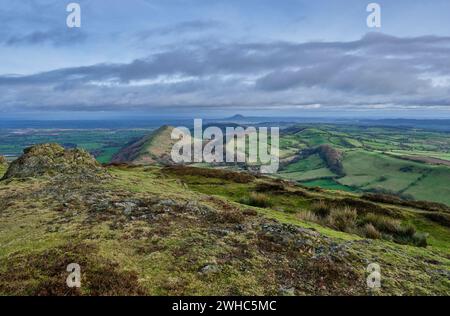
top-left (316, 145), bottom-right (344, 176)
top-left (298, 145), bottom-right (345, 176)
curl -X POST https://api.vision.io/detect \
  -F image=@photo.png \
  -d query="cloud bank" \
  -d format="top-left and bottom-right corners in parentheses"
top-left (1, 33), bottom-right (450, 113)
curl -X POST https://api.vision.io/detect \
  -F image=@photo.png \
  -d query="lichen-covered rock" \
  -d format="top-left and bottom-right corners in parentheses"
top-left (0, 155), bottom-right (7, 165)
top-left (1, 143), bottom-right (106, 180)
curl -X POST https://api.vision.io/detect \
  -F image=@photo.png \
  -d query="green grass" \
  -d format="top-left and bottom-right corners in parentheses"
top-left (0, 164), bottom-right (6, 178)
top-left (162, 167), bottom-right (424, 242)
top-left (388, 150), bottom-right (450, 161)
top-left (0, 129), bottom-right (151, 164)
top-left (281, 154), bottom-right (325, 173)
top-left (300, 179), bottom-right (357, 192)
top-left (276, 124), bottom-right (450, 204)
top-left (403, 168), bottom-right (450, 205)
top-left (335, 150), bottom-right (450, 204)
top-left (409, 217), bottom-right (450, 253)
top-left (96, 147), bottom-right (121, 164)
top-left (279, 168), bottom-right (336, 181)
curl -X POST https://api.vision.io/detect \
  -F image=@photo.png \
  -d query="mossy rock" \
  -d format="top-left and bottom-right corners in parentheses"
top-left (1, 143), bottom-right (106, 180)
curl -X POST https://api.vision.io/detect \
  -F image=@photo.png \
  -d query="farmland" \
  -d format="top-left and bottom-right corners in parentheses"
top-left (0, 128), bottom-right (152, 163)
top-left (277, 124), bottom-right (450, 205)
top-left (1, 122), bottom-right (450, 205)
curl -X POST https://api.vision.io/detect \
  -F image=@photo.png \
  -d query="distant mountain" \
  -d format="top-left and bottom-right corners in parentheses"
top-left (225, 114), bottom-right (246, 120)
top-left (111, 125), bottom-right (177, 165)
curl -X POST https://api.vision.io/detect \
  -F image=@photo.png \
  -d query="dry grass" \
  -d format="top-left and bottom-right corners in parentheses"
top-left (240, 192), bottom-right (273, 208)
top-left (162, 165), bottom-right (255, 183)
top-left (362, 213), bottom-right (403, 235)
top-left (362, 223), bottom-right (381, 239)
top-left (297, 211), bottom-right (319, 223)
top-left (310, 200), bottom-right (330, 218)
top-left (327, 207), bottom-right (357, 232)
top-left (0, 243), bottom-right (145, 296)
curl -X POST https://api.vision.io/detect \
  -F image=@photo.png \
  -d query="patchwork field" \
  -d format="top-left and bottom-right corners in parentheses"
top-left (277, 124), bottom-right (450, 205)
top-left (1, 122), bottom-right (450, 206)
top-left (0, 129), bottom-right (152, 163)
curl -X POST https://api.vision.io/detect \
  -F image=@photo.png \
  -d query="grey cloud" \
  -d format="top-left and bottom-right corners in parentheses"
top-left (4, 29), bottom-right (87, 46)
top-left (137, 20), bottom-right (224, 40)
top-left (1, 33), bottom-right (450, 112)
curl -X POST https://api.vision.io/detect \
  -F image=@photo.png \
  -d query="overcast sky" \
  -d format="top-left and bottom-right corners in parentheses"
top-left (1, 0), bottom-right (450, 119)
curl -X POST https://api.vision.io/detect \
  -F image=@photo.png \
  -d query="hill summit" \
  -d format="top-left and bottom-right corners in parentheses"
top-left (1, 143), bottom-right (105, 180)
top-left (111, 125), bottom-right (178, 165)
top-left (226, 114), bottom-right (246, 120)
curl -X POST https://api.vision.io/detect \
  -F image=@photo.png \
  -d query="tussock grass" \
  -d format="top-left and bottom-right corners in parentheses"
top-left (362, 223), bottom-right (381, 239)
top-left (239, 192), bottom-right (273, 208)
top-left (299, 202), bottom-right (427, 247)
top-left (326, 207), bottom-right (357, 232)
top-left (297, 211), bottom-right (319, 223)
top-left (310, 200), bottom-right (330, 218)
top-left (362, 214), bottom-right (403, 235)
top-left (424, 212), bottom-right (450, 228)
top-left (162, 166), bottom-right (254, 183)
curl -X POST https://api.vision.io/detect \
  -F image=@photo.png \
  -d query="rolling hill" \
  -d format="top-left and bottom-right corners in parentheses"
top-left (111, 125), bottom-right (177, 165)
top-left (107, 123), bottom-right (450, 206)
top-left (276, 125), bottom-right (450, 206)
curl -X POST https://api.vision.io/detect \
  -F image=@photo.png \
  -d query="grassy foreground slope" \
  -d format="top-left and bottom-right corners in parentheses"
top-left (0, 145), bottom-right (449, 295)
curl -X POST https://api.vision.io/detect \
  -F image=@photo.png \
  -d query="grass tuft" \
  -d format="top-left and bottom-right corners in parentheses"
top-left (239, 192), bottom-right (273, 208)
top-left (310, 200), bottom-right (330, 218)
top-left (362, 223), bottom-right (381, 239)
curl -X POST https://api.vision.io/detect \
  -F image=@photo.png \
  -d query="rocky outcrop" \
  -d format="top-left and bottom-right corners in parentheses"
top-left (1, 143), bottom-right (106, 180)
top-left (0, 155), bottom-right (7, 165)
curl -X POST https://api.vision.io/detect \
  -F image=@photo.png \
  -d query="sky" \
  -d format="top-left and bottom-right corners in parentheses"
top-left (1, 0), bottom-right (450, 119)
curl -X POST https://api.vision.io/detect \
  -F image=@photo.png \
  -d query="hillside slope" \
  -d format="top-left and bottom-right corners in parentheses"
top-left (0, 144), bottom-right (449, 295)
top-left (111, 125), bottom-right (177, 165)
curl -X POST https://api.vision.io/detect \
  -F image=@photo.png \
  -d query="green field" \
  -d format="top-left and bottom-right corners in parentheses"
top-left (280, 168), bottom-right (336, 181)
top-left (281, 154), bottom-right (325, 173)
top-left (0, 129), bottom-right (152, 163)
top-left (277, 124), bottom-right (450, 205)
top-left (338, 150), bottom-right (425, 190)
top-left (299, 178), bottom-right (356, 192)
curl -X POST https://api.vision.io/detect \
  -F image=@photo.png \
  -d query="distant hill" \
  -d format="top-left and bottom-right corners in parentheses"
top-left (226, 114), bottom-right (246, 120)
top-left (111, 125), bottom-right (177, 165)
